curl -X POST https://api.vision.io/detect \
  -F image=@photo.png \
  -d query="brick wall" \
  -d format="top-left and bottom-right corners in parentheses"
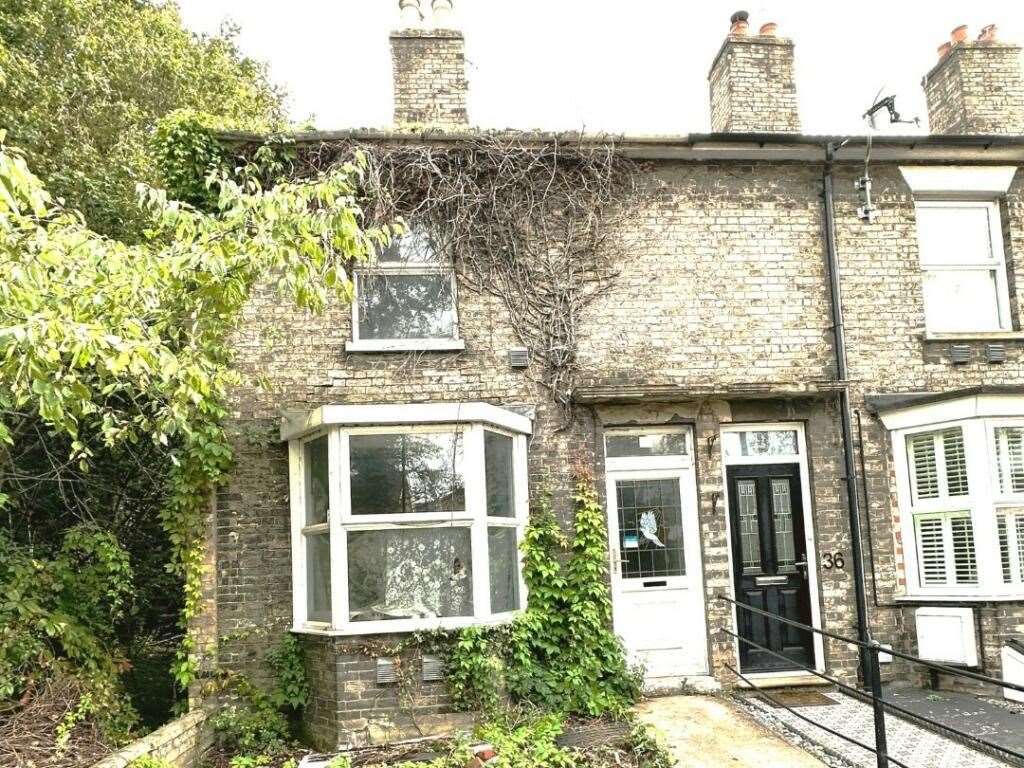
top-left (212, 154), bottom-right (1024, 743)
top-left (923, 41), bottom-right (1024, 134)
top-left (90, 707), bottom-right (213, 768)
top-left (708, 35), bottom-right (801, 133)
top-left (390, 28), bottom-right (468, 127)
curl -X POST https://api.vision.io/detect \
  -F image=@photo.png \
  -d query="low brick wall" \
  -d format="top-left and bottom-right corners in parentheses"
top-left (90, 706), bottom-right (214, 768)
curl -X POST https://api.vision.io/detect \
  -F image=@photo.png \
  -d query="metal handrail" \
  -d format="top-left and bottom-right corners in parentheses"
top-left (717, 593), bottom-right (1024, 694)
top-left (721, 595), bottom-right (1024, 768)
top-left (725, 662), bottom-right (912, 768)
top-left (720, 624), bottom-right (1024, 766)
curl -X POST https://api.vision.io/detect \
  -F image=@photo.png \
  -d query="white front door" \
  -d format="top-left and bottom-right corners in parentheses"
top-left (604, 427), bottom-right (709, 682)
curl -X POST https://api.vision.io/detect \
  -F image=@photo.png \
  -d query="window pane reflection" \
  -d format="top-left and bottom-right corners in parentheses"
top-left (350, 432), bottom-right (464, 515)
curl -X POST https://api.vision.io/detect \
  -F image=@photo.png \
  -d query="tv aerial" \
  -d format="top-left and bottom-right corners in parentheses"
top-left (855, 88), bottom-right (921, 222)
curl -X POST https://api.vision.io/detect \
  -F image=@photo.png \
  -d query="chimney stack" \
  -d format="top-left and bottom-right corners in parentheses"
top-left (390, 0), bottom-right (468, 128)
top-left (923, 23), bottom-right (1024, 134)
top-left (708, 11), bottom-right (801, 133)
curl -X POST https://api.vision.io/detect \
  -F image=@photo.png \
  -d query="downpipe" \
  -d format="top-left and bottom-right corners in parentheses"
top-left (822, 142), bottom-right (874, 687)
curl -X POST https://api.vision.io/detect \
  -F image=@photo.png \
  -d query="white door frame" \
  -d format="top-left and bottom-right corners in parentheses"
top-left (603, 426), bottom-right (709, 678)
top-left (719, 421), bottom-right (826, 678)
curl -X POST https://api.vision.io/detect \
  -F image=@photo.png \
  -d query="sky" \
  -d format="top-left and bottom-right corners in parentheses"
top-left (174, 1), bottom-right (1024, 136)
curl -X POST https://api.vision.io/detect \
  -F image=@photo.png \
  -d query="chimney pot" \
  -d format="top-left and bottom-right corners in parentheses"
top-left (978, 24), bottom-right (998, 42)
top-left (759, 22), bottom-right (778, 36)
top-left (729, 10), bottom-right (750, 35)
top-left (937, 41), bottom-right (952, 60)
top-left (431, 0), bottom-right (454, 28)
top-left (398, 0), bottom-right (422, 26)
top-left (951, 24), bottom-right (969, 44)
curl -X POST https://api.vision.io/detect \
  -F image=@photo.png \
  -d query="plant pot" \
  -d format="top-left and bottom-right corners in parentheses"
top-left (951, 24), bottom-right (968, 44)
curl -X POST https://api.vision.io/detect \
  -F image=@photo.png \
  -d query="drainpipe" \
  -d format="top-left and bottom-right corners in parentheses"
top-left (822, 142), bottom-right (873, 686)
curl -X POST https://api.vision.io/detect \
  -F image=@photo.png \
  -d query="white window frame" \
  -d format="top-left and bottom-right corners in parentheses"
top-left (287, 404), bottom-right (529, 634)
top-left (889, 406), bottom-right (1024, 600)
top-left (913, 199), bottom-right (1011, 334)
top-left (346, 236), bottom-right (464, 352)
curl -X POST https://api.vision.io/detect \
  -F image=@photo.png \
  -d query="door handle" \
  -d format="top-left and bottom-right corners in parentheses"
top-left (610, 547), bottom-right (621, 577)
top-left (795, 559), bottom-right (809, 580)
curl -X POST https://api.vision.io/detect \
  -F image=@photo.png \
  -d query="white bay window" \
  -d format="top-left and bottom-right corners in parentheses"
top-left (886, 395), bottom-right (1024, 599)
top-left (286, 403), bottom-right (530, 633)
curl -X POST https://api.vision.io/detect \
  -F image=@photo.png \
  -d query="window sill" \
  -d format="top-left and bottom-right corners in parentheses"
top-left (894, 593), bottom-right (1024, 603)
top-left (345, 339), bottom-right (466, 353)
top-left (291, 611), bottom-right (522, 637)
top-left (923, 331), bottom-right (1024, 343)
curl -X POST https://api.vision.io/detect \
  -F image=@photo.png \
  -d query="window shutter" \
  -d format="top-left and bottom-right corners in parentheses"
top-left (910, 434), bottom-right (939, 500)
top-left (949, 515), bottom-right (978, 585)
top-left (917, 517), bottom-right (947, 585)
top-left (1017, 515), bottom-right (1024, 582)
top-left (996, 427), bottom-right (1024, 495)
top-left (942, 430), bottom-right (969, 496)
top-left (999, 513), bottom-right (1012, 583)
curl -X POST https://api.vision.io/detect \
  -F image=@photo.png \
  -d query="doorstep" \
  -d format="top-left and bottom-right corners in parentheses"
top-left (737, 670), bottom-right (832, 689)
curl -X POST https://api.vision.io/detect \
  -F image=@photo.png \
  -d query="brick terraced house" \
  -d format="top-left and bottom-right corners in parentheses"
top-left (205, 2), bottom-right (1024, 749)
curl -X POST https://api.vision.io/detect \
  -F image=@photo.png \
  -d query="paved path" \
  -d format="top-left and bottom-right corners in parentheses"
top-left (635, 695), bottom-right (826, 767)
top-left (882, 684), bottom-right (1024, 759)
top-left (744, 689), bottom-right (1013, 767)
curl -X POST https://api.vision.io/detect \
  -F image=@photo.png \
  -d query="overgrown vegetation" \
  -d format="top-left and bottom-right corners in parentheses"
top-left (218, 134), bottom-right (640, 421)
top-left (0, 0), bottom-right (284, 238)
top-left (444, 475), bottom-right (641, 717)
top-left (0, 126), bottom-right (390, 751)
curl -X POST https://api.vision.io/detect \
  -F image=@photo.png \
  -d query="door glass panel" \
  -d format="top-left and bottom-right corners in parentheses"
top-left (737, 479), bottom-right (762, 573)
top-left (771, 478), bottom-right (796, 569)
top-left (615, 478), bottom-right (685, 578)
top-left (724, 430), bottom-right (799, 458)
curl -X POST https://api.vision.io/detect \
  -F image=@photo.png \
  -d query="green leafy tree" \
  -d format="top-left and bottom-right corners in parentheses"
top-left (0, 133), bottom-right (392, 732)
top-left (0, 0), bottom-right (284, 238)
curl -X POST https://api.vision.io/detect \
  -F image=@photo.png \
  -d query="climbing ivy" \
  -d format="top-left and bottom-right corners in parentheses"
top-left (446, 473), bottom-right (642, 717)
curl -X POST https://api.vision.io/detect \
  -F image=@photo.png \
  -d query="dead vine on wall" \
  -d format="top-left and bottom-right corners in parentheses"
top-left (294, 134), bottom-right (642, 421)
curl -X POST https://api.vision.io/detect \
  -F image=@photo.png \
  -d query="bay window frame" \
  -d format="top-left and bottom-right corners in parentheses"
top-left (288, 409), bottom-right (529, 635)
top-left (893, 416), bottom-right (1024, 599)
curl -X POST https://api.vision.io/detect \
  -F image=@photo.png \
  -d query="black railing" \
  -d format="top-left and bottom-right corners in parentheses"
top-left (718, 594), bottom-right (1024, 768)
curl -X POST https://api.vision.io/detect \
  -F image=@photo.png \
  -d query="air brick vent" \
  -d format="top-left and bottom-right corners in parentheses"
top-left (949, 344), bottom-right (971, 364)
top-left (986, 343), bottom-right (1007, 363)
top-left (508, 347), bottom-right (530, 368)
top-left (422, 654), bottom-right (445, 682)
top-left (376, 658), bottom-right (398, 685)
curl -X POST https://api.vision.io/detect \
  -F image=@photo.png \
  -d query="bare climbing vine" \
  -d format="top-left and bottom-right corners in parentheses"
top-left (290, 134), bottom-right (643, 421)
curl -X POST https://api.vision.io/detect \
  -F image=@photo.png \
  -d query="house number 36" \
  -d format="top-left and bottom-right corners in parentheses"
top-left (821, 552), bottom-right (845, 570)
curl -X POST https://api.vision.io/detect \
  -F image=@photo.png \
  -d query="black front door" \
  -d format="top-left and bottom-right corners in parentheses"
top-left (727, 463), bottom-right (815, 672)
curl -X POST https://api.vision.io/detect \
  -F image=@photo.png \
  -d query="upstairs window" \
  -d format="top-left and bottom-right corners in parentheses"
top-left (349, 228), bottom-right (463, 352)
top-left (914, 200), bottom-right (1010, 333)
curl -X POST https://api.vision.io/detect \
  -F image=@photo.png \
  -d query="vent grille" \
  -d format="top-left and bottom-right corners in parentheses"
top-left (987, 343), bottom-right (1007, 363)
top-left (508, 347), bottom-right (530, 368)
top-left (421, 654), bottom-right (445, 682)
top-left (949, 344), bottom-right (971, 364)
top-left (376, 658), bottom-right (398, 685)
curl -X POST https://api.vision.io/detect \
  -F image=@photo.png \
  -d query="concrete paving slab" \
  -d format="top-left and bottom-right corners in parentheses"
top-left (635, 694), bottom-right (827, 768)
